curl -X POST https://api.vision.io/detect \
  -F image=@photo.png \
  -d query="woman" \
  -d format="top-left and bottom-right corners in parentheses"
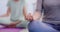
top-left (26, 0), bottom-right (60, 32)
top-left (0, 0), bottom-right (29, 28)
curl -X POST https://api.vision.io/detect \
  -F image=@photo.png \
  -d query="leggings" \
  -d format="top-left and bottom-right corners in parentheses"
top-left (28, 20), bottom-right (59, 32)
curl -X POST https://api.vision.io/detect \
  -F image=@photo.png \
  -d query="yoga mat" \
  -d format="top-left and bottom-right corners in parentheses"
top-left (0, 28), bottom-right (23, 32)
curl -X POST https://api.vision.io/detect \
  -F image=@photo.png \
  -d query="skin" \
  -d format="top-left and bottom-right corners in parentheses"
top-left (33, 11), bottom-right (41, 20)
top-left (25, 11), bottom-right (41, 21)
top-left (23, 5), bottom-right (33, 21)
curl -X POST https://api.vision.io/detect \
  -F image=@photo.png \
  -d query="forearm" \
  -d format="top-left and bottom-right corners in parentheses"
top-left (23, 6), bottom-right (27, 17)
top-left (33, 11), bottom-right (42, 20)
top-left (7, 7), bottom-right (11, 16)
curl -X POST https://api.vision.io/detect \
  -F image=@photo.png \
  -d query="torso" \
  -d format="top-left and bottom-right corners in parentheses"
top-left (10, 0), bottom-right (25, 20)
top-left (43, 0), bottom-right (60, 21)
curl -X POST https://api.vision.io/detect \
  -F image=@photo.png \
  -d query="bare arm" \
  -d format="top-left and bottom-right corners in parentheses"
top-left (33, 0), bottom-right (43, 20)
top-left (23, 6), bottom-right (27, 17)
top-left (7, 7), bottom-right (11, 16)
top-left (33, 11), bottom-right (42, 20)
top-left (23, 0), bottom-right (43, 21)
top-left (23, 6), bottom-right (33, 21)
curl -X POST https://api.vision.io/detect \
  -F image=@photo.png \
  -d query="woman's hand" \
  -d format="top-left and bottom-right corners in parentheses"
top-left (25, 13), bottom-right (33, 21)
top-left (33, 11), bottom-right (41, 20)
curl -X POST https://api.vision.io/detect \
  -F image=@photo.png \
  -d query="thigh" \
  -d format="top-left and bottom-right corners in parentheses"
top-left (28, 20), bottom-right (59, 32)
top-left (0, 17), bottom-right (11, 25)
top-left (16, 20), bottom-right (29, 28)
top-left (49, 24), bottom-right (60, 31)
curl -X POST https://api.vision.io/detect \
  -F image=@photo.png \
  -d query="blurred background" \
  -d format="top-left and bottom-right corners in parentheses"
top-left (0, 0), bottom-right (8, 16)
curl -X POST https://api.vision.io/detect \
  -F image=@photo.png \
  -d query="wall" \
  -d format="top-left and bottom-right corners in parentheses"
top-left (0, 0), bottom-right (8, 16)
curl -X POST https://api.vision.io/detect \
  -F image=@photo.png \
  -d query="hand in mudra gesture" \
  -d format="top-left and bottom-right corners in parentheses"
top-left (25, 13), bottom-right (33, 21)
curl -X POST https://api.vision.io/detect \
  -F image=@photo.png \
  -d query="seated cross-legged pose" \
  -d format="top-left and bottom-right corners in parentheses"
top-left (0, 0), bottom-right (29, 28)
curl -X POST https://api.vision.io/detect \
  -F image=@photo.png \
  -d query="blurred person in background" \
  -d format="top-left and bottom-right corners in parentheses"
top-left (0, 0), bottom-right (29, 28)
